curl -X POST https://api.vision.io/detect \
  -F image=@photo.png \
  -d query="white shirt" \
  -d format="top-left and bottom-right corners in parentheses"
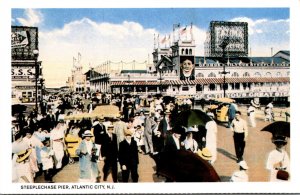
top-left (231, 118), bottom-right (248, 137)
top-left (266, 149), bottom-right (290, 181)
top-left (172, 134), bottom-right (180, 150)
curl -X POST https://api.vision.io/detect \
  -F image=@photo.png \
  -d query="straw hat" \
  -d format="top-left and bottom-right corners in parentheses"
top-left (16, 148), bottom-right (32, 163)
top-left (124, 129), bottom-right (133, 136)
top-left (198, 148), bottom-right (212, 161)
top-left (82, 130), bottom-right (94, 137)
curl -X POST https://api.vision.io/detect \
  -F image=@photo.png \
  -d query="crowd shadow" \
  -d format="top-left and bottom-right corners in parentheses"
top-left (217, 148), bottom-right (237, 161)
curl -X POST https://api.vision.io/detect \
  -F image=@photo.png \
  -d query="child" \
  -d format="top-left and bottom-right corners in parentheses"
top-left (133, 125), bottom-right (144, 153)
top-left (40, 138), bottom-right (55, 183)
top-left (14, 149), bottom-right (34, 183)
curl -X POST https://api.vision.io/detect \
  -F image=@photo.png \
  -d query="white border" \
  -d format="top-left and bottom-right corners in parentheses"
top-left (1, 0), bottom-right (300, 194)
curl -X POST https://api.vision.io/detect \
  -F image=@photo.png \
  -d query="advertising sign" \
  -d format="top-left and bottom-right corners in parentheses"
top-left (179, 56), bottom-right (195, 80)
top-left (11, 66), bottom-right (36, 80)
top-left (11, 26), bottom-right (38, 60)
top-left (206, 21), bottom-right (248, 57)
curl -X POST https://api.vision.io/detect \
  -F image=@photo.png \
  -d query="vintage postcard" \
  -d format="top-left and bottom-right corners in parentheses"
top-left (1, 0), bottom-right (300, 194)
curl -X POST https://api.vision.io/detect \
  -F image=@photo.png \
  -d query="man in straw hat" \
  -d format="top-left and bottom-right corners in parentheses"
top-left (118, 129), bottom-right (139, 182)
top-left (113, 113), bottom-right (127, 149)
top-left (230, 160), bottom-right (249, 182)
top-left (101, 125), bottom-right (118, 182)
top-left (13, 148), bottom-right (34, 183)
top-left (91, 117), bottom-right (107, 160)
top-left (76, 130), bottom-right (99, 182)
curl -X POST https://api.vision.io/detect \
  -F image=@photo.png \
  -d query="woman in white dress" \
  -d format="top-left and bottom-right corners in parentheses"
top-left (266, 135), bottom-right (290, 181)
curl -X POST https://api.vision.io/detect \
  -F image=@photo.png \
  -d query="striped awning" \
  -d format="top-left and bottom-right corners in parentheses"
top-left (110, 77), bottom-right (289, 86)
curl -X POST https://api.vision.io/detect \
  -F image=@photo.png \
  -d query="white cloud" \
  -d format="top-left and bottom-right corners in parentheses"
top-left (16, 9), bottom-right (43, 27)
top-left (39, 18), bottom-right (158, 87)
top-left (36, 16), bottom-right (289, 87)
top-left (230, 17), bottom-right (289, 56)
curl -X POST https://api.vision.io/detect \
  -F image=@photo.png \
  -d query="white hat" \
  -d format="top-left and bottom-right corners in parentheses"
top-left (239, 160), bottom-right (249, 170)
top-left (186, 126), bottom-right (198, 132)
top-left (82, 130), bottom-right (93, 137)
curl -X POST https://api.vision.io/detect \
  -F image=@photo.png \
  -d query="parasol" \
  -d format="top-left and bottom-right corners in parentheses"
top-left (156, 150), bottom-right (220, 182)
top-left (261, 121), bottom-right (290, 137)
top-left (174, 109), bottom-right (212, 128)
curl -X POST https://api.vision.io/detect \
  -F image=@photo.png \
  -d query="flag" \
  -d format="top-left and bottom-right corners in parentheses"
top-left (180, 27), bottom-right (187, 35)
top-left (161, 35), bottom-right (167, 44)
top-left (173, 23), bottom-right (180, 30)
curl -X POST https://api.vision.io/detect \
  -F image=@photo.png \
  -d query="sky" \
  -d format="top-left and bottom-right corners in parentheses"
top-left (11, 8), bottom-right (290, 88)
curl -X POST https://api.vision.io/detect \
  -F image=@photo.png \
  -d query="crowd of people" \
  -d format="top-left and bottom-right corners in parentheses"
top-left (11, 91), bottom-right (289, 183)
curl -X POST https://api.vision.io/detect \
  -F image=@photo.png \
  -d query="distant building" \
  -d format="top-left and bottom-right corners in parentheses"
top-left (66, 53), bottom-right (89, 92)
top-left (89, 22), bottom-right (289, 104)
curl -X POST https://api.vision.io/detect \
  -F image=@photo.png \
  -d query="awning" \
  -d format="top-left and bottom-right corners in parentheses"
top-left (110, 77), bottom-right (289, 86)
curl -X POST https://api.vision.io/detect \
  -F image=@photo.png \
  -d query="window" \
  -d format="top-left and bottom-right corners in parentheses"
top-left (182, 86), bottom-right (189, 91)
top-left (266, 72), bottom-right (272, 77)
top-left (196, 73), bottom-right (204, 78)
top-left (189, 49), bottom-right (192, 55)
top-left (254, 72), bottom-right (261, 77)
top-left (181, 49), bottom-right (184, 55)
top-left (276, 72), bottom-right (282, 77)
top-left (208, 72), bottom-right (216, 77)
top-left (209, 84), bottom-right (216, 91)
top-left (196, 84), bottom-right (203, 91)
top-left (243, 72), bottom-right (250, 77)
top-left (185, 49), bottom-right (188, 55)
top-left (232, 72), bottom-right (239, 77)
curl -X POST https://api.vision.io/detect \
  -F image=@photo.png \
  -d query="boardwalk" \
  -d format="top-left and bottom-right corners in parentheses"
top-left (35, 109), bottom-right (290, 183)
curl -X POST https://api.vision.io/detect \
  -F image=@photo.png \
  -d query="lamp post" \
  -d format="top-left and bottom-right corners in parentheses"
top-left (33, 49), bottom-right (39, 115)
top-left (127, 74), bottom-right (131, 94)
top-left (219, 37), bottom-right (230, 98)
top-left (158, 65), bottom-right (163, 94)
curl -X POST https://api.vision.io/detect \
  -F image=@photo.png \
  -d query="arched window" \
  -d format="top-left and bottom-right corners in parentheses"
top-left (254, 72), bottom-right (261, 77)
top-left (276, 72), bottom-right (282, 77)
top-left (185, 49), bottom-right (188, 55)
top-left (243, 72), bottom-right (250, 77)
top-left (208, 72), bottom-right (216, 77)
top-left (196, 73), bottom-right (204, 77)
top-left (232, 72), bottom-right (239, 77)
top-left (209, 84), bottom-right (216, 91)
top-left (189, 49), bottom-right (192, 55)
top-left (266, 72), bottom-right (272, 77)
top-left (181, 49), bottom-right (184, 55)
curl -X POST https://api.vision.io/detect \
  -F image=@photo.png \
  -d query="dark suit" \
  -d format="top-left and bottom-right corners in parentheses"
top-left (93, 123), bottom-right (107, 145)
top-left (101, 133), bottom-right (118, 182)
top-left (118, 138), bottom-right (139, 182)
top-left (163, 134), bottom-right (182, 152)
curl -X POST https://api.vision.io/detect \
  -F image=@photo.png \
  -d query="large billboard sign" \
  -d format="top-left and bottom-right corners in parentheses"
top-left (206, 21), bottom-right (248, 57)
top-left (11, 26), bottom-right (38, 60)
top-left (11, 65), bottom-right (36, 80)
top-left (179, 56), bottom-right (195, 80)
